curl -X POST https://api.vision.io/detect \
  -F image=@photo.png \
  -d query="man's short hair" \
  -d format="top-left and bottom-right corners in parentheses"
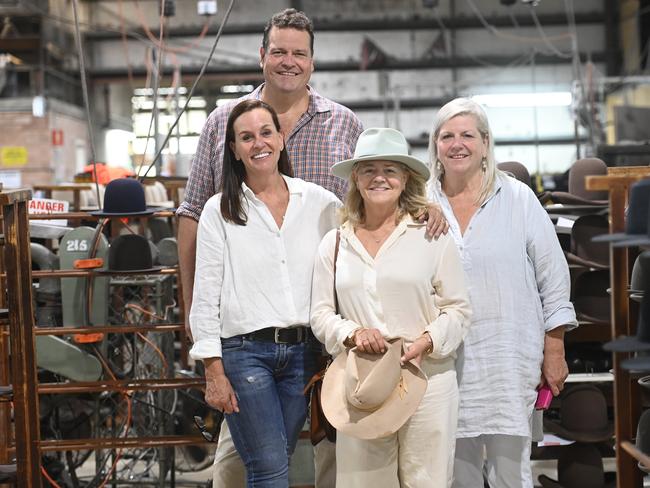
top-left (262, 8), bottom-right (314, 55)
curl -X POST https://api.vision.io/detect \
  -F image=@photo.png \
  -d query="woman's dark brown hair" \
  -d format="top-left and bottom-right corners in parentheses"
top-left (221, 99), bottom-right (293, 225)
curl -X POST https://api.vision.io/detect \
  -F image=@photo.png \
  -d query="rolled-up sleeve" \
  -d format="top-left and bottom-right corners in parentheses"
top-left (426, 236), bottom-right (472, 358)
top-left (526, 191), bottom-right (578, 332)
top-left (189, 196), bottom-right (226, 359)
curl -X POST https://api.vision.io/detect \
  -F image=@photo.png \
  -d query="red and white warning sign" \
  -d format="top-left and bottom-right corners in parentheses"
top-left (28, 198), bottom-right (69, 226)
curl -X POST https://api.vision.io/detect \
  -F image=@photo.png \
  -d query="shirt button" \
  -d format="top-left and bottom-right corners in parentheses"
top-left (281, 259), bottom-right (286, 264)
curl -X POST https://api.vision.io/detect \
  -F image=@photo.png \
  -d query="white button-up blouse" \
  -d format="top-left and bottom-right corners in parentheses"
top-left (189, 175), bottom-right (340, 360)
top-left (310, 216), bottom-right (472, 360)
top-left (430, 173), bottom-right (577, 438)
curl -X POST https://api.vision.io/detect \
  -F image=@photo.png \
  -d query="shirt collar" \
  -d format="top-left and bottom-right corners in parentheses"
top-left (431, 174), bottom-right (503, 208)
top-left (340, 213), bottom-right (415, 238)
top-left (241, 174), bottom-right (302, 201)
top-left (251, 83), bottom-right (331, 115)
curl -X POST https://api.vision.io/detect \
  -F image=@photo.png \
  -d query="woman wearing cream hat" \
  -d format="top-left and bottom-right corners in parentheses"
top-left (311, 127), bottom-right (472, 487)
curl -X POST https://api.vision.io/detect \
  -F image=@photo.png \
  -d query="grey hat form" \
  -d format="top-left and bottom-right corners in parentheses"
top-left (593, 179), bottom-right (650, 244)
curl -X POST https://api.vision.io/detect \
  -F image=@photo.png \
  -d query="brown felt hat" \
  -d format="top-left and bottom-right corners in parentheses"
top-left (543, 385), bottom-right (613, 443)
top-left (538, 443), bottom-right (615, 488)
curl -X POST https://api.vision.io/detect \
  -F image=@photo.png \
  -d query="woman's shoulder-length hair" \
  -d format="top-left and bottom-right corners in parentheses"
top-left (220, 99), bottom-right (293, 225)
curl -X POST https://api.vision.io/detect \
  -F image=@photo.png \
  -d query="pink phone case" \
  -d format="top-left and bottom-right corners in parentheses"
top-left (535, 385), bottom-right (553, 410)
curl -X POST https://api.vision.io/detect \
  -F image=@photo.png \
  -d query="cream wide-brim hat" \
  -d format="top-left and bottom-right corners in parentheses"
top-left (331, 128), bottom-right (430, 180)
top-left (320, 338), bottom-right (427, 440)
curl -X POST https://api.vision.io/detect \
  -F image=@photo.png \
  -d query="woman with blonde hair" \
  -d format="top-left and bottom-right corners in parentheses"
top-left (311, 127), bottom-right (471, 487)
top-left (428, 98), bottom-right (577, 488)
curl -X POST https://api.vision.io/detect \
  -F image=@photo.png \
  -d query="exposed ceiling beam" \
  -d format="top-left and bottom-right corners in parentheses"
top-left (89, 52), bottom-right (607, 83)
top-left (408, 136), bottom-right (587, 148)
top-left (84, 11), bottom-right (605, 40)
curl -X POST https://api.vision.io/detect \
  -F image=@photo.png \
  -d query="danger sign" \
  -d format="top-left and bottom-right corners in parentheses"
top-left (28, 198), bottom-right (69, 226)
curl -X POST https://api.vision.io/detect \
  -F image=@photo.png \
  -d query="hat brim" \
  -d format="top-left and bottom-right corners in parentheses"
top-left (592, 232), bottom-right (639, 243)
top-left (638, 375), bottom-right (650, 389)
top-left (320, 346), bottom-right (427, 440)
top-left (543, 418), bottom-right (614, 443)
top-left (630, 293), bottom-right (644, 303)
top-left (538, 471), bottom-right (616, 487)
top-left (612, 235), bottom-right (650, 248)
top-left (603, 335), bottom-right (650, 352)
top-left (621, 356), bottom-right (650, 372)
top-left (331, 154), bottom-right (430, 180)
top-left (90, 208), bottom-right (156, 217)
top-left (538, 474), bottom-right (563, 488)
top-left (98, 265), bottom-right (166, 274)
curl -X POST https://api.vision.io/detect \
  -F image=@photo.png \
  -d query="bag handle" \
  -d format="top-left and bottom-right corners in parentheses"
top-left (333, 229), bottom-right (340, 315)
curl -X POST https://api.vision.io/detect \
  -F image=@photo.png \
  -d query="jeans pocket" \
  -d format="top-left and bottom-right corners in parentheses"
top-left (221, 336), bottom-right (245, 351)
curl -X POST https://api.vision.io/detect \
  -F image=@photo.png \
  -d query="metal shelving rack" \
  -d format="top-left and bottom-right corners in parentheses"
top-left (0, 196), bottom-right (206, 487)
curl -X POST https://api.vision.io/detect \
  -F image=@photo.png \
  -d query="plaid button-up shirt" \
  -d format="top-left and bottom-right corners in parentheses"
top-left (177, 84), bottom-right (363, 221)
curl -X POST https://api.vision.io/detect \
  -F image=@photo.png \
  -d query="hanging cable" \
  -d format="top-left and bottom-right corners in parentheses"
top-left (529, 5), bottom-right (573, 59)
top-left (70, 0), bottom-right (102, 207)
top-left (140, 0), bottom-right (237, 179)
top-left (433, 8), bottom-right (535, 70)
top-left (117, 0), bottom-right (135, 90)
top-left (136, 0), bottom-right (167, 178)
top-left (465, 0), bottom-right (572, 44)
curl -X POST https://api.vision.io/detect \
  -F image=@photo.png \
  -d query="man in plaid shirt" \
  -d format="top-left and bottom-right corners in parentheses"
top-left (176, 8), bottom-right (362, 488)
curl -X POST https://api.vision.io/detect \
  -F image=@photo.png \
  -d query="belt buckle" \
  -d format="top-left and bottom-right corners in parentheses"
top-left (274, 327), bottom-right (303, 344)
top-left (274, 328), bottom-right (289, 344)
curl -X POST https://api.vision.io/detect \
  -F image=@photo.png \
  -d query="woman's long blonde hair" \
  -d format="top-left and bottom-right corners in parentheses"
top-left (340, 162), bottom-right (429, 226)
top-left (428, 97), bottom-right (502, 205)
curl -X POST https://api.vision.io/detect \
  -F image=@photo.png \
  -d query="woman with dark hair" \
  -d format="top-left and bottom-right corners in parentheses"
top-left (189, 99), bottom-right (340, 488)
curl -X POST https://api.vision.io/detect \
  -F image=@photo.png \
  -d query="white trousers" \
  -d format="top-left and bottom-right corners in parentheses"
top-left (211, 422), bottom-right (336, 488)
top-left (452, 434), bottom-right (533, 488)
top-left (335, 365), bottom-right (458, 488)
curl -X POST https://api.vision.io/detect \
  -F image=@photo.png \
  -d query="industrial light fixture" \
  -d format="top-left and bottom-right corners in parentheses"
top-left (197, 0), bottom-right (217, 16)
top-left (471, 91), bottom-right (571, 107)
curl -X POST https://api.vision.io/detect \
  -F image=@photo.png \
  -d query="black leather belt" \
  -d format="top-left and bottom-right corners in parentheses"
top-left (243, 326), bottom-right (311, 344)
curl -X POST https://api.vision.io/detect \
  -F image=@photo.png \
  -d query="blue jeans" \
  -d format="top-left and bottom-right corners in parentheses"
top-left (221, 335), bottom-right (320, 488)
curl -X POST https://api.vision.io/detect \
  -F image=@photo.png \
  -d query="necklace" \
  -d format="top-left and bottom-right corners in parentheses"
top-left (363, 226), bottom-right (395, 244)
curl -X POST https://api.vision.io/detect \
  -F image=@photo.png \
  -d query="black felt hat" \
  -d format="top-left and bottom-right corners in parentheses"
top-left (593, 179), bottom-right (650, 243)
top-left (90, 178), bottom-right (155, 217)
top-left (106, 234), bottom-right (161, 273)
top-left (603, 271), bottom-right (650, 352)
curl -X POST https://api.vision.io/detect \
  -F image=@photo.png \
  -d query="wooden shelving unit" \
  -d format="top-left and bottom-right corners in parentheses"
top-left (586, 166), bottom-right (650, 488)
top-left (0, 189), bottom-right (204, 487)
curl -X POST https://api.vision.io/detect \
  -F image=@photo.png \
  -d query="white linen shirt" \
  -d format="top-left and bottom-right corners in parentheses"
top-left (429, 173), bottom-right (577, 438)
top-left (189, 175), bottom-right (339, 360)
top-left (310, 217), bottom-right (472, 360)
